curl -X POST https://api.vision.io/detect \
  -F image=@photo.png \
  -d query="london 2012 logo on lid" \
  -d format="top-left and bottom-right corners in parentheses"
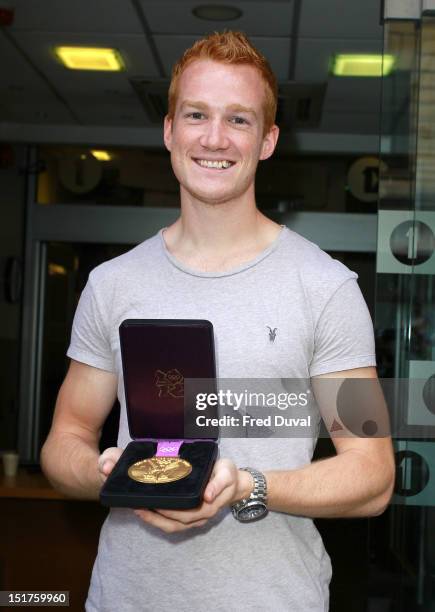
top-left (154, 368), bottom-right (184, 398)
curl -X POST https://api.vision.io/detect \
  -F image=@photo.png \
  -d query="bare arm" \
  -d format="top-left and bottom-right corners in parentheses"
top-left (264, 366), bottom-right (395, 518)
top-left (133, 366), bottom-right (396, 533)
top-left (40, 359), bottom-right (118, 500)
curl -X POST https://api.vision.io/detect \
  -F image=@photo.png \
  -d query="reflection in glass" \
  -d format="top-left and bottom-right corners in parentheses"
top-left (36, 145), bottom-right (380, 215)
top-left (39, 242), bottom-right (131, 455)
top-left (374, 17), bottom-right (435, 612)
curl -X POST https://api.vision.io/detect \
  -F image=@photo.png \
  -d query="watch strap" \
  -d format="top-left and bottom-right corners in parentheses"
top-left (231, 467), bottom-right (268, 520)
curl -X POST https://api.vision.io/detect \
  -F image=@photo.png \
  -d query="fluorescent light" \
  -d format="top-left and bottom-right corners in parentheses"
top-left (331, 54), bottom-right (396, 77)
top-left (55, 47), bottom-right (124, 71)
top-left (91, 150), bottom-right (112, 161)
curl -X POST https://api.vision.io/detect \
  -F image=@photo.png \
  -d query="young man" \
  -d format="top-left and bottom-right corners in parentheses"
top-left (41, 31), bottom-right (395, 611)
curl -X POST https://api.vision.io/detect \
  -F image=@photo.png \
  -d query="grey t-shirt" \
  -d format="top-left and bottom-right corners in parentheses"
top-left (67, 226), bottom-right (376, 612)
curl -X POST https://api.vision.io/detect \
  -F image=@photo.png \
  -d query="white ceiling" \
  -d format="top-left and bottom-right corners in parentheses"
top-left (0, 0), bottom-right (386, 151)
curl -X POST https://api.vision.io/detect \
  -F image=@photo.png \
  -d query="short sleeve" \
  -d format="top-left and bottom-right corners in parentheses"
top-left (66, 276), bottom-right (115, 372)
top-left (309, 278), bottom-right (376, 377)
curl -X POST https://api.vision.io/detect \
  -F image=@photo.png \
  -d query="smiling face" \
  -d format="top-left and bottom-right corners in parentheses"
top-left (164, 60), bottom-right (279, 207)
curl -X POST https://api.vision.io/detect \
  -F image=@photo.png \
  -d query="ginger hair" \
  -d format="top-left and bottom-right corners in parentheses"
top-left (167, 31), bottom-right (278, 135)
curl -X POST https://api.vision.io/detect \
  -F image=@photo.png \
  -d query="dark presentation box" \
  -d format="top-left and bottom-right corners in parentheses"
top-left (100, 319), bottom-right (218, 509)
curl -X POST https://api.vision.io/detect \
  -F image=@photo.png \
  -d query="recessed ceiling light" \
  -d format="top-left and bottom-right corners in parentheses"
top-left (55, 46), bottom-right (124, 71)
top-left (91, 150), bottom-right (112, 161)
top-left (192, 5), bottom-right (242, 21)
top-left (331, 54), bottom-right (396, 77)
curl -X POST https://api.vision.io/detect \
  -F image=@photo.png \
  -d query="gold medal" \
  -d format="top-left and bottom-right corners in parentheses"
top-left (128, 456), bottom-right (192, 484)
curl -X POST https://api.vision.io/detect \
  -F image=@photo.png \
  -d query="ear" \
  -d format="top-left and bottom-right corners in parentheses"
top-left (163, 115), bottom-right (173, 152)
top-left (259, 124), bottom-right (279, 161)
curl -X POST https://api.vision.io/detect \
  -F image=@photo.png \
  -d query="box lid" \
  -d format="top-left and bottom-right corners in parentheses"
top-left (120, 319), bottom-right (217, 441)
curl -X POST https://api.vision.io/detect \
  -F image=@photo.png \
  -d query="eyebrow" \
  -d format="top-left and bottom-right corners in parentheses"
top-left (227, 104), bottom-right (257, 117)
top-left (180, 100), bottom-right (257, 117)
top-left (180, 100), bottom-right (208, 111)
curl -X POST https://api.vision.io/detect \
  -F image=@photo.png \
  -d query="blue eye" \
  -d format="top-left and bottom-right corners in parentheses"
top-left (231, 116), bottom-right (248, 125)
top-left (187, 112), bottom-right (204, 120)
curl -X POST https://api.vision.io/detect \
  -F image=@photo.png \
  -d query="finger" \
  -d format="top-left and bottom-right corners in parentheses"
top-left (154, 505), bottom-right (214, 523)
top-left (151, 512), bottom-right (208, 530)
top-left (134, 509), bottom-right (206, 533)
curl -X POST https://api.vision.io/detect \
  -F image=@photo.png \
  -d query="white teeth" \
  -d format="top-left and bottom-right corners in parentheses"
top-left (197, 159), bottom-right (232, 169)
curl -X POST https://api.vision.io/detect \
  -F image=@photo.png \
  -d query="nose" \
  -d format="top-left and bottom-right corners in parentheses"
top-left (199, 118), bottom-right (229, 151)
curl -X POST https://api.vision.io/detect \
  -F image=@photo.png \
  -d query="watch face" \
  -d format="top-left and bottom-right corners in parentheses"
top-left (238, 503), bottom-right (268, 522)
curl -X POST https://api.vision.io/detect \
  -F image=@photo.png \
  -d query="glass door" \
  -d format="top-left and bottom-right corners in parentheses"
top-left (0, 146), bottom-right (26, 453)
top-left (374, 6), bottom-right (435, 610)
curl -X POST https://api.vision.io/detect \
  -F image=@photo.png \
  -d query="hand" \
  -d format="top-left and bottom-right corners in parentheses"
top-left (134, 458), bottom-right (253, 533)
top-left (98, 446), bottom-right (123, 483)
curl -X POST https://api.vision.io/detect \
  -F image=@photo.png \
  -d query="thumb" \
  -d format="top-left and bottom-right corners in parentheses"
top-left (204, 459), bottom-right (234, 502)
top-left (98, 447), bottom-right (123, 478)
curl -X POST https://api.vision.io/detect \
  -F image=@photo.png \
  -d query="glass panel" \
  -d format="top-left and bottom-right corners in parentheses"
top-left (0, 146), bottom-right (25, 452)
top-left (36, 146), bottom-right (180, 208)
top-left (38, 242), bottom-right (132, 455)
top-left (373, 16), bottom-right (435, 612)
top-left (36, 145), bottom-right (380, 214)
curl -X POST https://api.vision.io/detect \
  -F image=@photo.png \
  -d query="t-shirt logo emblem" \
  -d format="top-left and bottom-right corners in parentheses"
top-left (267, 326), bottom-right (277, 342)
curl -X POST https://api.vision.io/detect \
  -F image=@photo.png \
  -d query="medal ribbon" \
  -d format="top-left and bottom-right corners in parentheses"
top-left (156, 440), bottom-right (184, 458)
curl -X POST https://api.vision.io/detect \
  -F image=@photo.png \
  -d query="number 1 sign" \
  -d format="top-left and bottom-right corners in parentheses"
top-left (377, 210), bottom-right (435, 274)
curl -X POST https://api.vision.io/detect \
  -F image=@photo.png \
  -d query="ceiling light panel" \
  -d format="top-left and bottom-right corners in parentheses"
top-left (154, 34), bottom-right (291, 80)
top-left (141, 1), bottom-right (293, 36)
top-left (55, 47), bottom-right (124, 71)
top-left (331, 54), bottom-right (395, 77)
top-left (12, 32), bottom-right (160, 97)
top-left (295, 38), bottom-right (383, 81)
top-left (10, 31), bottom-right (157, 126)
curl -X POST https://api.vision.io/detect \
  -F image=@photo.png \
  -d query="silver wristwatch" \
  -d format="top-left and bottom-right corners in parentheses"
top-left (231, 467), bottom-right (268, 522)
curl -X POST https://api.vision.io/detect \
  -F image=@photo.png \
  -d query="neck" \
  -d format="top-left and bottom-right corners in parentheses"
top-left (163, 187), bottom-right (281, 271)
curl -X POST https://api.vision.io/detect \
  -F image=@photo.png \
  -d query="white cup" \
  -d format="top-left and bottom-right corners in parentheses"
top-left (2, 451), bottom-right (19, 477)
